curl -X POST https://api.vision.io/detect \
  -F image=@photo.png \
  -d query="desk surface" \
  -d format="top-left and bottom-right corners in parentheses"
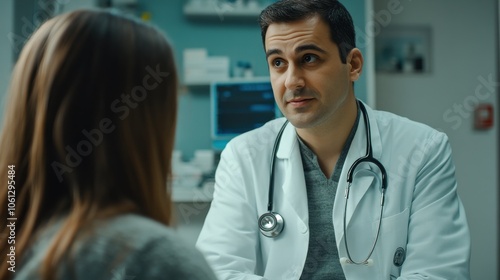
top-left (172, 181), bottom-right (214, 203)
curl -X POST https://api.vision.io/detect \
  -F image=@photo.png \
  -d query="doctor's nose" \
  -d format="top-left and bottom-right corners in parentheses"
top-left (284, 65), bottom-right (305, 91)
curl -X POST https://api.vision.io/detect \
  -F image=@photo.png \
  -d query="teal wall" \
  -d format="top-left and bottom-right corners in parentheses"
top-left (137, 0), bottom-right (368, 160)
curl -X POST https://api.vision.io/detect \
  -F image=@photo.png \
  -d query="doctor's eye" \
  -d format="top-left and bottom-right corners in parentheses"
top-left (303, 54), bottom-right (318, 64)
top-left (271, 58), bottom-right (286, 68)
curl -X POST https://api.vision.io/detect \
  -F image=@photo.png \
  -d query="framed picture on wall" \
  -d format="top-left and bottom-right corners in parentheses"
top-left (375, 25), bottom-right (432, 74)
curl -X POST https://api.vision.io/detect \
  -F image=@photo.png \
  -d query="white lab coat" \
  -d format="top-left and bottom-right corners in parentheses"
top-left (196, 103), bottom-right (471, 280)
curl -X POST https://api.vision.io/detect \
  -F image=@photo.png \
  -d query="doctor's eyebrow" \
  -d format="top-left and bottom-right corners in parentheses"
top-left (265, 44), bottom-right (327, 59)
top-left (295, 44), bottom-right (327, 55)
top-left (266, 48), bottom-right (282, 59)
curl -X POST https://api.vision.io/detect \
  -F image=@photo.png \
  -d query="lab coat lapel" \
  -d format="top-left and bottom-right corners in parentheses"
top-left (334, 102), bottom-right (383, 242)
top-left (275, 122), bottom-right (309, 226)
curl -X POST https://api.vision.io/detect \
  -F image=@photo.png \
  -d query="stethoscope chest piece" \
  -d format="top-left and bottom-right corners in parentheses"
top-left (258, 212), bottom-right (284, 238)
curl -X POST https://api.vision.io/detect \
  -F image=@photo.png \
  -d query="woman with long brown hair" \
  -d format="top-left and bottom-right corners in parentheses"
top-left (0, 9), bottom-right (216, 280)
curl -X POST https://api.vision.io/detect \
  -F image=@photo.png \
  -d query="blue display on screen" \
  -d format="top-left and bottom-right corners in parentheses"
top-left (211, 78), bottom-right (281, 150)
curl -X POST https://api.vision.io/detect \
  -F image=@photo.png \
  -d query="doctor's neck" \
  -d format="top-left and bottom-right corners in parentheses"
top-left (295, 96), bottom-right (358, 177)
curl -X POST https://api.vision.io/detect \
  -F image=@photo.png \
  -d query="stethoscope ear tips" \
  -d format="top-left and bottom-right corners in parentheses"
top-left (258, 212), bottom-right (284, 238)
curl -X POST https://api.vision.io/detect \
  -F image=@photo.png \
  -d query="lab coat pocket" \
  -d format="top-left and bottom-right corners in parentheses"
top-left (374, 207), bottom-right (409, 279)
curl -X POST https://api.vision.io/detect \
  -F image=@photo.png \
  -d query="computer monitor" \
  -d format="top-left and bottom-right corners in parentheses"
top-left (210, 77), bottom-right (281, 150)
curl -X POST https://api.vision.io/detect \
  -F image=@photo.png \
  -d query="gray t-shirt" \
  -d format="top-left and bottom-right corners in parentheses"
top-left (14, 214), bottom-right (217, 280)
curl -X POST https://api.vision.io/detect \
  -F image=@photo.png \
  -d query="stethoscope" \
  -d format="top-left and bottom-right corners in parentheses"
top-left (258, 100), bottom-right (388, 266)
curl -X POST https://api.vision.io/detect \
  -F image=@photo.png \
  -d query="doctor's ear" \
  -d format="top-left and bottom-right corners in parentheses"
top-left (347, 48), bottom-right (363, 82)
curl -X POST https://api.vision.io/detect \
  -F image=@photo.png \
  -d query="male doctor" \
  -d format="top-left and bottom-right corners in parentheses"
top-left (196, 0), bottom-right (471, 279)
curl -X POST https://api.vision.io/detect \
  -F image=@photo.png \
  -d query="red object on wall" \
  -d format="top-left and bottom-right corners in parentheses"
top-left (474, 104), bottom-right (494, 130)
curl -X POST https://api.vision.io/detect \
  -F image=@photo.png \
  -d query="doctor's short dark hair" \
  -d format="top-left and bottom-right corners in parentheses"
top-left (259, 0), bottom-right (356, 63)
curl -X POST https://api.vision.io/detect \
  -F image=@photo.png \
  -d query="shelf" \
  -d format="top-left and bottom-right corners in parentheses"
top-left (183, 78), bottom-right (228, 87)
top-left (183, 3), bottom-right (264, 21)
top-left (183, 76), bottom-right (271, 88)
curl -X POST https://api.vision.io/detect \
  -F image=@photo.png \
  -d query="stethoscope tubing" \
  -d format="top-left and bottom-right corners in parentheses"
top-left (343, 100), bottom-right (388, 264)
top-left (267, 119), bottom-right (289, 212)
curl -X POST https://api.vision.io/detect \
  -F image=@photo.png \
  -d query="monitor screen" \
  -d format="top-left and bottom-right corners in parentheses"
top-left (211, 78), bottom-right (281, 150)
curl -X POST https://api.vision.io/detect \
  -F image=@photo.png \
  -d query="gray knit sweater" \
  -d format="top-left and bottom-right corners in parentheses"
top-left (14, 214), bottom-right (217, 280)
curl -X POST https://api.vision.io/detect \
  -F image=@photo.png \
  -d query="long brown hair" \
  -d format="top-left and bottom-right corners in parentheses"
top-left (0, 9), bottom-right (178, 280)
